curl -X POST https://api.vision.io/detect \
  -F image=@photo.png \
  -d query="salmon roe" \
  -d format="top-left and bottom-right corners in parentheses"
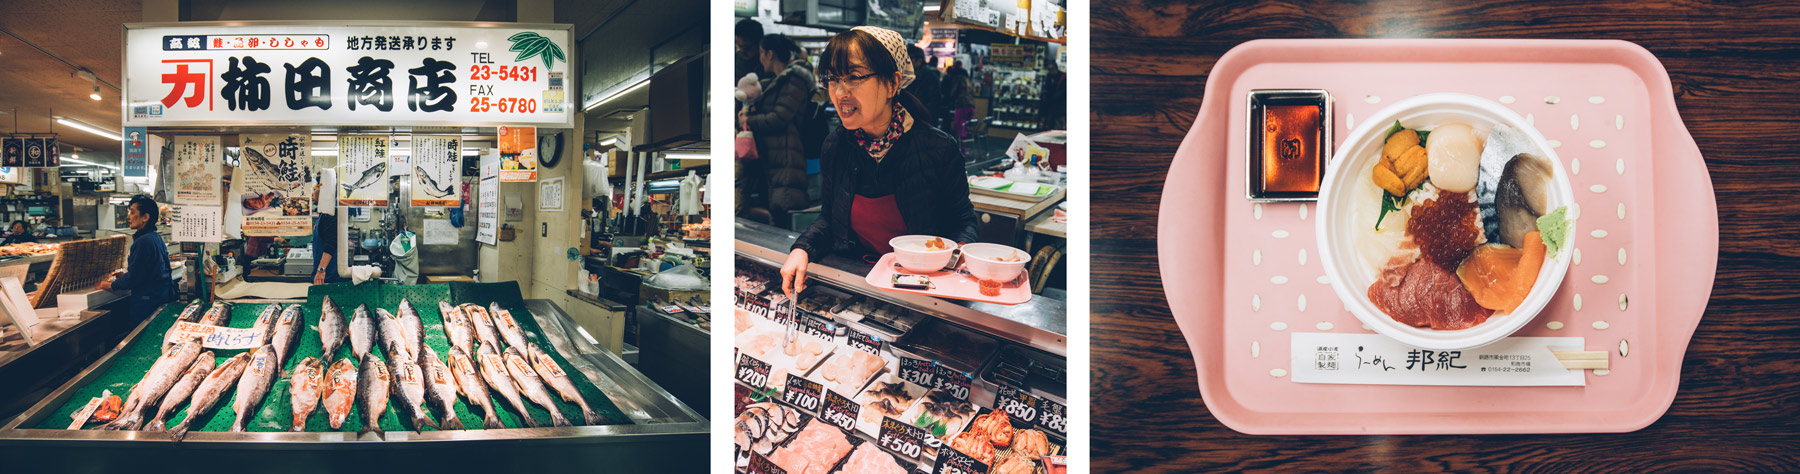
top-left (1407, 191), bottom-right (1482, 271)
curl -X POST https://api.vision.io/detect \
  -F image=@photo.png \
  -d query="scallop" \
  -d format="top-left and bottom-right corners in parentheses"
top-left (1495, 153), bottom-right (1555, 248)
top-left (1426, 123), bottom-right (1485, 193)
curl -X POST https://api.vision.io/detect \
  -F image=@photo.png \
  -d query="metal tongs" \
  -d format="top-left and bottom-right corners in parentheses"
top-left (781, 293), bottom-right (799, 349)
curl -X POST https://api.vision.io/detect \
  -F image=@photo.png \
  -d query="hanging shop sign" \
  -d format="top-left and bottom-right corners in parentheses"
top-left (339, 135), bottom-right (390, 207)
top-left (3, 137), bottom-right (61, 168)
top-left (234, 133), bottom-right (314, 236)
top-left (123, 23), bottom-right (574, 128)
top-left (497, 125), bottom-right (537, 182)
top-left (411, 135), bottom-right (464, 207)
top-left (123, 127), bottom-right (149, 178)
top-left (172, 136), bottom-right (224, 205)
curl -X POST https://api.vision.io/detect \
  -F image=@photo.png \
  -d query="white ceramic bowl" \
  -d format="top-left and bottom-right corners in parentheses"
top-left (960, 243), bottom-right (1031, 282)
top-left (1316, 93), bottom-right (1577, 350)
top-left (889, 235), bottom-right (958, 272)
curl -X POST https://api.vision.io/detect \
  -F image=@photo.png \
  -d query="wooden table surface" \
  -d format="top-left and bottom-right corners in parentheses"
top-left (1090, 1), bottom-right (1800, 471)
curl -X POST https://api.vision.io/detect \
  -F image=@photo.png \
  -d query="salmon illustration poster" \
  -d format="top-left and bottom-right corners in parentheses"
top-left (339, 135), bottom-right (390, 207)
top-left (411, 135), bottom-right (464, 207)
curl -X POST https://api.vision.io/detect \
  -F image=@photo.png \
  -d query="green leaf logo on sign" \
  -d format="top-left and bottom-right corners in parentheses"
top-left (508, 32), bottom-right (565, 69)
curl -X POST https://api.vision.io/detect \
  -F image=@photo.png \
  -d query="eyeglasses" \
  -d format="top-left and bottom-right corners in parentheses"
top-left (819, 72), bottom-right (877, 91)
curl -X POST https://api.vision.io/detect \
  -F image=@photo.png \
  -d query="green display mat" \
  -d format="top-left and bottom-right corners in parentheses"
top-left (37, 281), bottom-right (631, 434)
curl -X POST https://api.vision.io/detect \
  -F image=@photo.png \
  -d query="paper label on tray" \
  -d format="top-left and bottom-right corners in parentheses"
top-left (782, 375), bottom-right (822, 413)
top-left (820, 389), bottom-right (859, 433)
top-left (166, 321), bottom-right (265, 349)
top-left (935, 444), bottom-right (991, 474)
top-left (879, 416), bottom-right (930, 459)
top-left (1037, 397), bottom-right (1067, 436)
top-left (797, 314), bottom-right (834, 340)
top-left (747, 452), bottom-right (788, 474)
top-left (735, 353), bottom-right (772, 387)
top-left (845, 326), bottom-right (882, 354)
top-left (1289, 333), bottom-right (1586, 386)
top-left (933, 364), bottom-right (975, 400)
top-left (899, 356), bottom-right (937, 388)
top-left (992, 384), bottom-right (1042, 425)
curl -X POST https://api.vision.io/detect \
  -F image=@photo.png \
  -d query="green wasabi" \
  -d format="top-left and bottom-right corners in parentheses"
top-left (1537, 206), bottom-right (1571, 255)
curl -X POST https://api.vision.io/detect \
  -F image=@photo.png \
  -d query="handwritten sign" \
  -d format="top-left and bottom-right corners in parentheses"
top-left (933, 364), bottom-right (975, 400)
top-left (171, 205), bottom-right (224, 243)
top-left (992, 384), bottom-right (1041, 425)
top-left (879, 416), bottom-right (930, 459)
top-left (736, 353), bottom-right (772, 388)
top-left (746, 452), bottom-right (788, 474)
top-left (166, 321), bottom-right (265, 349)
top-left (782, 375), bottom-right (822, 413)
top-left (844, 326), bottom-right (882, 354)
top-left (66, 390), bottom-right (113, 429)
top-left (899, 356), bottom-right (937, 388)
top-left (1037, 397), bottom-right (1067, 437)
top-left (797, 314), bottom-right (834, 341)
top-left (934, 443), bottom-right (990, 474)
top-left (820, 389), bottom-right (859, 433)
top-left (1290, 333), bottom-right (1586, 386)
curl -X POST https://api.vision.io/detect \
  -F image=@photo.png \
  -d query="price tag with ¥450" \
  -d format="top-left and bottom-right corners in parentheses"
top-left (820, 389), bottom-right (859, 432)
top-left (736, 353), bottom-right (772, 388)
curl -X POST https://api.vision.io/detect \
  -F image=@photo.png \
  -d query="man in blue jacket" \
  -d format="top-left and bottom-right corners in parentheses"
top-left (99, 195), bottom-right (176, 323)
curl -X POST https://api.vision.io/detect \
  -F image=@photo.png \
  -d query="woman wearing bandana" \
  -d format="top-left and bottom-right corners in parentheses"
top-left (781, 26), bottom-right (979, 298)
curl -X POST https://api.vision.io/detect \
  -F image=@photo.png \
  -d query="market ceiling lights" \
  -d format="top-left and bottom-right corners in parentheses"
top-left (55, 118), bottom-right (121, 141)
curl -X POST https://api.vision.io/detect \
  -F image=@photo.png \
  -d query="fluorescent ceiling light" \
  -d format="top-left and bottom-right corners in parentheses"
top-left (62, 157), bottom-right (120, 170)
top-left (584, 80), bottom-right (649, 112)
top-left (663, 152), bottom-right (709, 160)
top-left (924, 5), bottom-right (940, 11)
top-left (599, 137), bottom-right (623, 148)
top-left (56, 118), bottom-right (121, 141)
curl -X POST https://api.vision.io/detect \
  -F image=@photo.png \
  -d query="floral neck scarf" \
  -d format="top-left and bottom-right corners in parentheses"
top-left (851, 103), bottom-right (908, 160)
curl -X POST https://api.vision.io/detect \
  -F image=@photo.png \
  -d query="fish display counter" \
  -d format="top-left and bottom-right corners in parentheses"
top-left (733, 219), bottom-right (1069, 474)
top-left (0, 281), bottom-right (705, 472)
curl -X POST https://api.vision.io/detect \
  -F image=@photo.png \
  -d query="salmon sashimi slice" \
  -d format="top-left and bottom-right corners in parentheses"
top-left (1457, 231), bottom-right (1548, 312)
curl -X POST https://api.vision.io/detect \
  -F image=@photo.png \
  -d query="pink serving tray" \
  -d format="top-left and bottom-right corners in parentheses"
top-left (1157, 39), bottom-right (1718, 435)
top-left (864, 253), bottom-right (1033, 305)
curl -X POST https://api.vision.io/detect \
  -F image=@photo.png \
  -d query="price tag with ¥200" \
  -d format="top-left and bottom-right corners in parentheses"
top-left (782, 375), bottom-right (822, 413)
top-left (878, 416), bottom-right (930, 459)
top-left (819, 389), bottom-right (859, 432)
top-left (736, 353), bottom-right (772, 388)
top-left (992, 384), bottom-right (1041, 425)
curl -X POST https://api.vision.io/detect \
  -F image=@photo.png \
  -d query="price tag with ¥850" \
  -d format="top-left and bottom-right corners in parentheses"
top-left (1037, 397), bottom-right (1067, 437)
top-left (899, 356), bottom-right (938, 388)
top-left (797, 314), bottom-right (835, 340)
top-left (820, 389), bottom-right (859, 432)
top-left (934, 443), bottom-right (991, 474)
top-left (736, 353), bottom-right (772, 388)
top-left (933, 364), bottom-right (975, 400)
top-left (992, 384), bottom-right (1041, 425)
top-left (844, 326), bottom-right (882, 354)
top-left (878, 416), bottom-right (930, 459)
top-left (747, 452), bottom-right (788, 474)
top-left (782, 375), bottom-right (823, 413)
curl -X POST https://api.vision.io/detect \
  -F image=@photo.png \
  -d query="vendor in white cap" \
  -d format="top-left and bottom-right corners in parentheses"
top-left (781, 26), bottom-right (977, 299)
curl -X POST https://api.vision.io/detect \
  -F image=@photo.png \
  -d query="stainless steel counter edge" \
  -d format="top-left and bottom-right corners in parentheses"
top-left (0, 299), bottom-right (709, 444)
top-left (735, 220), bottom-right (1067, 356)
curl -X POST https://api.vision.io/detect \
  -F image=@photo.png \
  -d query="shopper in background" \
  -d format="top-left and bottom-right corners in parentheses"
top-left (735, 18), bottom-right (764, 82)
top-left (781, 26), bottom-right (976, 298)
top-left (942, 64), bottom-right (975, 154)
top-left (904, 45), bottom-right (943, 131)
top-left (98, 195), bottom-right (175, 324)
top-left (2, 220), bottom-right (37, 245)
top-left (310, 179), bottom-right (346, 285)
top-left (739, 34), bottom-right (815, 229)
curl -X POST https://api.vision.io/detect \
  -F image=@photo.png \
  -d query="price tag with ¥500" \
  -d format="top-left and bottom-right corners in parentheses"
top-left (878, 416), bottom-right (930, 459)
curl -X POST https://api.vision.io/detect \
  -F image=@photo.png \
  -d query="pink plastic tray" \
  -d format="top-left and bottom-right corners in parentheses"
top-left (863, 253), bottom-right (1033, 305)
top-left (1157, 39), bottom-right (1718, 434)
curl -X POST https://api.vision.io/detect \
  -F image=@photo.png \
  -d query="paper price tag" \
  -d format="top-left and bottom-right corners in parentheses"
top-left (782, 375), bottom-right (823, 413)
top-left (167, 321), bottom-right (266, 349)
top-left (736, 353), bottom-right (772, 388)
top-left (660, 304), bottom-right (686, 314)
top-left (747, 452), bottom-right (788, 474)
top-left (992, 385), bottom-right (1041, 425)
top-left (899, 356), bottom-right (938, 388)
top-left (797, 314), bottom-right (835, 340)
top-left (879, 416), bottom-right (930, 459)
top-left (933, 364), bottom-right (975, 400)
top-left (934, 444), bottom-right (991, 474)
top-left (845, 326), bottom-right (882, 354)
top-left (820, 389), bottom-right (859, 432)
top-left (1290, 333), bottom-right (1588, 386)
top-left (1037, 397), bottom-right (1067, 436)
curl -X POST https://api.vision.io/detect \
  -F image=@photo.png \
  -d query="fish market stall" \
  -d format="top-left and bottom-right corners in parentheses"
top-left (733, 219), bottom-right (1069, 473)
top-left (0, 281), bottom-right (704, 471)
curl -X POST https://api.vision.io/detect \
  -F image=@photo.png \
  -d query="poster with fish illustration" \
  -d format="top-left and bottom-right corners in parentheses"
top-left (411, 135), bottom-right (464, 207)
top-left (338, 135), bottom-right (389, 207)
top-left (234, 133), bottom-right (314, 236)
top-left (173, 135), bottom-right (223, 205)
top-left (498, 126), bottom-right (537, 182)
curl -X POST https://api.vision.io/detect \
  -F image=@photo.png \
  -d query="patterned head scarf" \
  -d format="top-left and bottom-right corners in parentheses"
top-left (850, 26), bottom-right (914, 90)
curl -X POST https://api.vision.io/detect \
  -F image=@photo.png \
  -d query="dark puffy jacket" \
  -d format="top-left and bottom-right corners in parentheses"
top-left (746, 62), bottom-right (815, 217)
top-left (118, 227), bottom-right (176, 323)
top-left (792, 107), bottom-right (978, 258)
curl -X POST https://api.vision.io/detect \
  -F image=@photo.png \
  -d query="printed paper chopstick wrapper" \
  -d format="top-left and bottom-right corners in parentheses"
top-left (1290, 333), bottom-right (1585, 386)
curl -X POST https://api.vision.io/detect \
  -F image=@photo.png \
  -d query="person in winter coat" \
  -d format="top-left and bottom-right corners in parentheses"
top-left (738, 34), bottom-right (815, 229)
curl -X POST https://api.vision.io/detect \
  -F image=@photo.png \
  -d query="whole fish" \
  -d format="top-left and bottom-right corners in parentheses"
top-left (398, 299), bottom-right (424, 353)
top-left (356, 353), bottom-right (392, 439)
top-left (490, 303), bottom-right (528, 351)
top-left (100, 338), bottom-right (205, 431)
top-left (414, 166), bottom-right (455, 198)
top-left (143, 351), bottom-right (216, 432)
top-left (342, 162), bottom-right (387, 194)
top-left (230, 345), bottom-right (280, 432)
top-left (168, 352), bottom-right (250, 442)
top-left (319, 296), bottom-right (347, 362)
top-left (438, 301), bottom-right (473, 356)
top-left (198, 302), bottom-right (233, 327)
top-left (271, 304), bottom-right (304, 368)
top-left (376, 308), bottom-right (414, 361)
top-left (504, 346), bottom-right (571, 427)
top-left (527, 342), bottom-right (605, 425)
top-left (289, 357), bottom-right (324, 431)
top-left (323, 358), bottom-right (359, 429)
top-left (387, 341), bottom-right (440, 432)
top-left (349, 304), bottom-right (375, 360)
top-left (448, 347), bottom-right (505, 429)
top-left (175, 300), bottom-right (206, 323)
top-left (417, 346), bottom-right (466, 430)
top-left (477, 343), bottom-right (538, 428)
top-left (463, 304), bottom-right (501, 351)
top-left (247, 304), bottom-right (281, 345)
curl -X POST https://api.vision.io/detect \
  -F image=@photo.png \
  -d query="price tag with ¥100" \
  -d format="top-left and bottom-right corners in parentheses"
top-left (934, 443), bottom-right (991, 474)
top-left (819, 388), bottom-right (859, 433)
top-left (878, 416), bottom-right (930, 459)
top-left (782, 375), bottom-right (823, 413)
top-left (899, 356), bottom-right (938, 388)
top-left (1037, 397), bottom-right (1067, 437)
top-left (844, 326), bottom-right (882, 354)
top-left (746, 452), bottom-right (788, 474)
top-left (736, 353), bottom-right (772, 388)
top-left (933, 364), bottom-right (975, 401)
top-left (992, 384), bottom-right (1041, 425)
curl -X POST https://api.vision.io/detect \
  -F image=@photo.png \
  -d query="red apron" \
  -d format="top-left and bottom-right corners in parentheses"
top-left (851, 194), bottom-right (907, 254)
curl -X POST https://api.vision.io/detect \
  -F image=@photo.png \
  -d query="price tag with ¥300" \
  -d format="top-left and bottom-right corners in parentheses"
top-left (782, 375), bottom-right (823, 413)
top-left (878, 416), bottom-right (930, 459)
top-left (992, 384), bottom-right (1041, 425)
top-left (934, 443), bottom-right (991, 474)
top-left (746, 452), bottom-right (788, 474)
top-left (898, 356), bottom-right (938, 388)
top-left (819, 389), bottom-right (859, 432)
top-left (736, 353), bottom-right (772, 388)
